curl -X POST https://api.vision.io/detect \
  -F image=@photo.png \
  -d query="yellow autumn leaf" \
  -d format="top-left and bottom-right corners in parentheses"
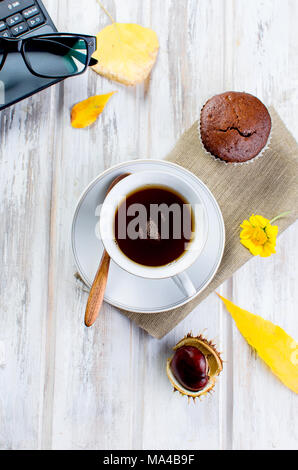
top-left (92, 23), bottom-right (159, 86)
top-left (71, 92), bottom-right (116, 128)
top-left (217, 294), bottom-right (298, 394)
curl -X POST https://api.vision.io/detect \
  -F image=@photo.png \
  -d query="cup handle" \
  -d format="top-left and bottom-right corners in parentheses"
top-left (172, 272), bottom-right (196, 298)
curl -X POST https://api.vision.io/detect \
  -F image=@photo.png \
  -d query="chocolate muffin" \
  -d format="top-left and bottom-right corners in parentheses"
top-left (200, 92), bottom-right (271, 163)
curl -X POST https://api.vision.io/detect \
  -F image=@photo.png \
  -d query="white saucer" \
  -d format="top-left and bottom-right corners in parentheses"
top-left (71, 160), bottom-right (225, 314)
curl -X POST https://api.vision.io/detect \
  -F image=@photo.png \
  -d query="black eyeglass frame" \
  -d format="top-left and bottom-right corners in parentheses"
top-left (0, 33), bottom-right (98, 79)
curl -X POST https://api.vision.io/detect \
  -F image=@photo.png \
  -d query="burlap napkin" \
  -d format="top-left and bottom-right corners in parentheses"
top-left (124, 108), bottom-right (298, 338)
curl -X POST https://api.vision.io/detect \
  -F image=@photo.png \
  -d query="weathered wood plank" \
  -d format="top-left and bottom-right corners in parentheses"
top-left (225, 0), bottom-right (298, 450)
top-left (0, 81), bottom-right (56, 448)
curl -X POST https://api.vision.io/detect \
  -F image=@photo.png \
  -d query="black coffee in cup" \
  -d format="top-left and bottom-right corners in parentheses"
top-left (114, 186), bottom-right (194, 267)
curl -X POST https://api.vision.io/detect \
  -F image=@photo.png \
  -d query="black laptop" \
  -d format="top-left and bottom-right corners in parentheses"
top-left (0, 0), bottom-right (61, 110)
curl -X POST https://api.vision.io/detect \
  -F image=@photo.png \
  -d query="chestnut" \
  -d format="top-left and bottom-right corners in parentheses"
top-left (170, 346), bottom-right (209, 392)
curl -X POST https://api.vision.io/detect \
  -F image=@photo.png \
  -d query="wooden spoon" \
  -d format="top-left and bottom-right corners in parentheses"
top-left (84, 173), bottom-right (131, 327)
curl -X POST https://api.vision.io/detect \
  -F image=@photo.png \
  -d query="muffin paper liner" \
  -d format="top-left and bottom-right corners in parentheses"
top-left (197, 93), bottom-right (272, 167)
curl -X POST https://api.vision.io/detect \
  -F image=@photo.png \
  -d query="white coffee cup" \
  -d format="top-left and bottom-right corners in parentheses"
top-left (99, 171), bottom-right (208, 297)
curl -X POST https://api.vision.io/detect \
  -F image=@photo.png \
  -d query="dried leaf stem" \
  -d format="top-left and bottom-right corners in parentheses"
top-left (96, 0), bottom-right (115, 24)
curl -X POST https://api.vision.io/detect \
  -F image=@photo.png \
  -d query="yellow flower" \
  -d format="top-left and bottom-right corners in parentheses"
top-left (240, 212), bottom-right (290, 258)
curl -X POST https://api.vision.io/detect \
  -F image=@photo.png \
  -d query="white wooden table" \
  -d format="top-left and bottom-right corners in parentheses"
top-left (0, 0), bottom-right (297, 450)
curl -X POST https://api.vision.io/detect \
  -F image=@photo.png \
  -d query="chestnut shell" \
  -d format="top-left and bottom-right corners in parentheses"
top-left (166, 334), bottom-right (223, 400)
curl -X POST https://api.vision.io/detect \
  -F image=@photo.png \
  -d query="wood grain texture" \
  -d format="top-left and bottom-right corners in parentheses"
top-left (0, 0), bottom-right (297, 450)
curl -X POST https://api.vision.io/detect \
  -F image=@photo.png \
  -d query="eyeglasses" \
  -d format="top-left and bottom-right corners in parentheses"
top-left (0, 33), bottom-right (98, 79)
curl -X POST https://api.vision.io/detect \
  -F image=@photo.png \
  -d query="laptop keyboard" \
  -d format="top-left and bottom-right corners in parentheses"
top-left (0, 1), bottom-right (45, 37)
